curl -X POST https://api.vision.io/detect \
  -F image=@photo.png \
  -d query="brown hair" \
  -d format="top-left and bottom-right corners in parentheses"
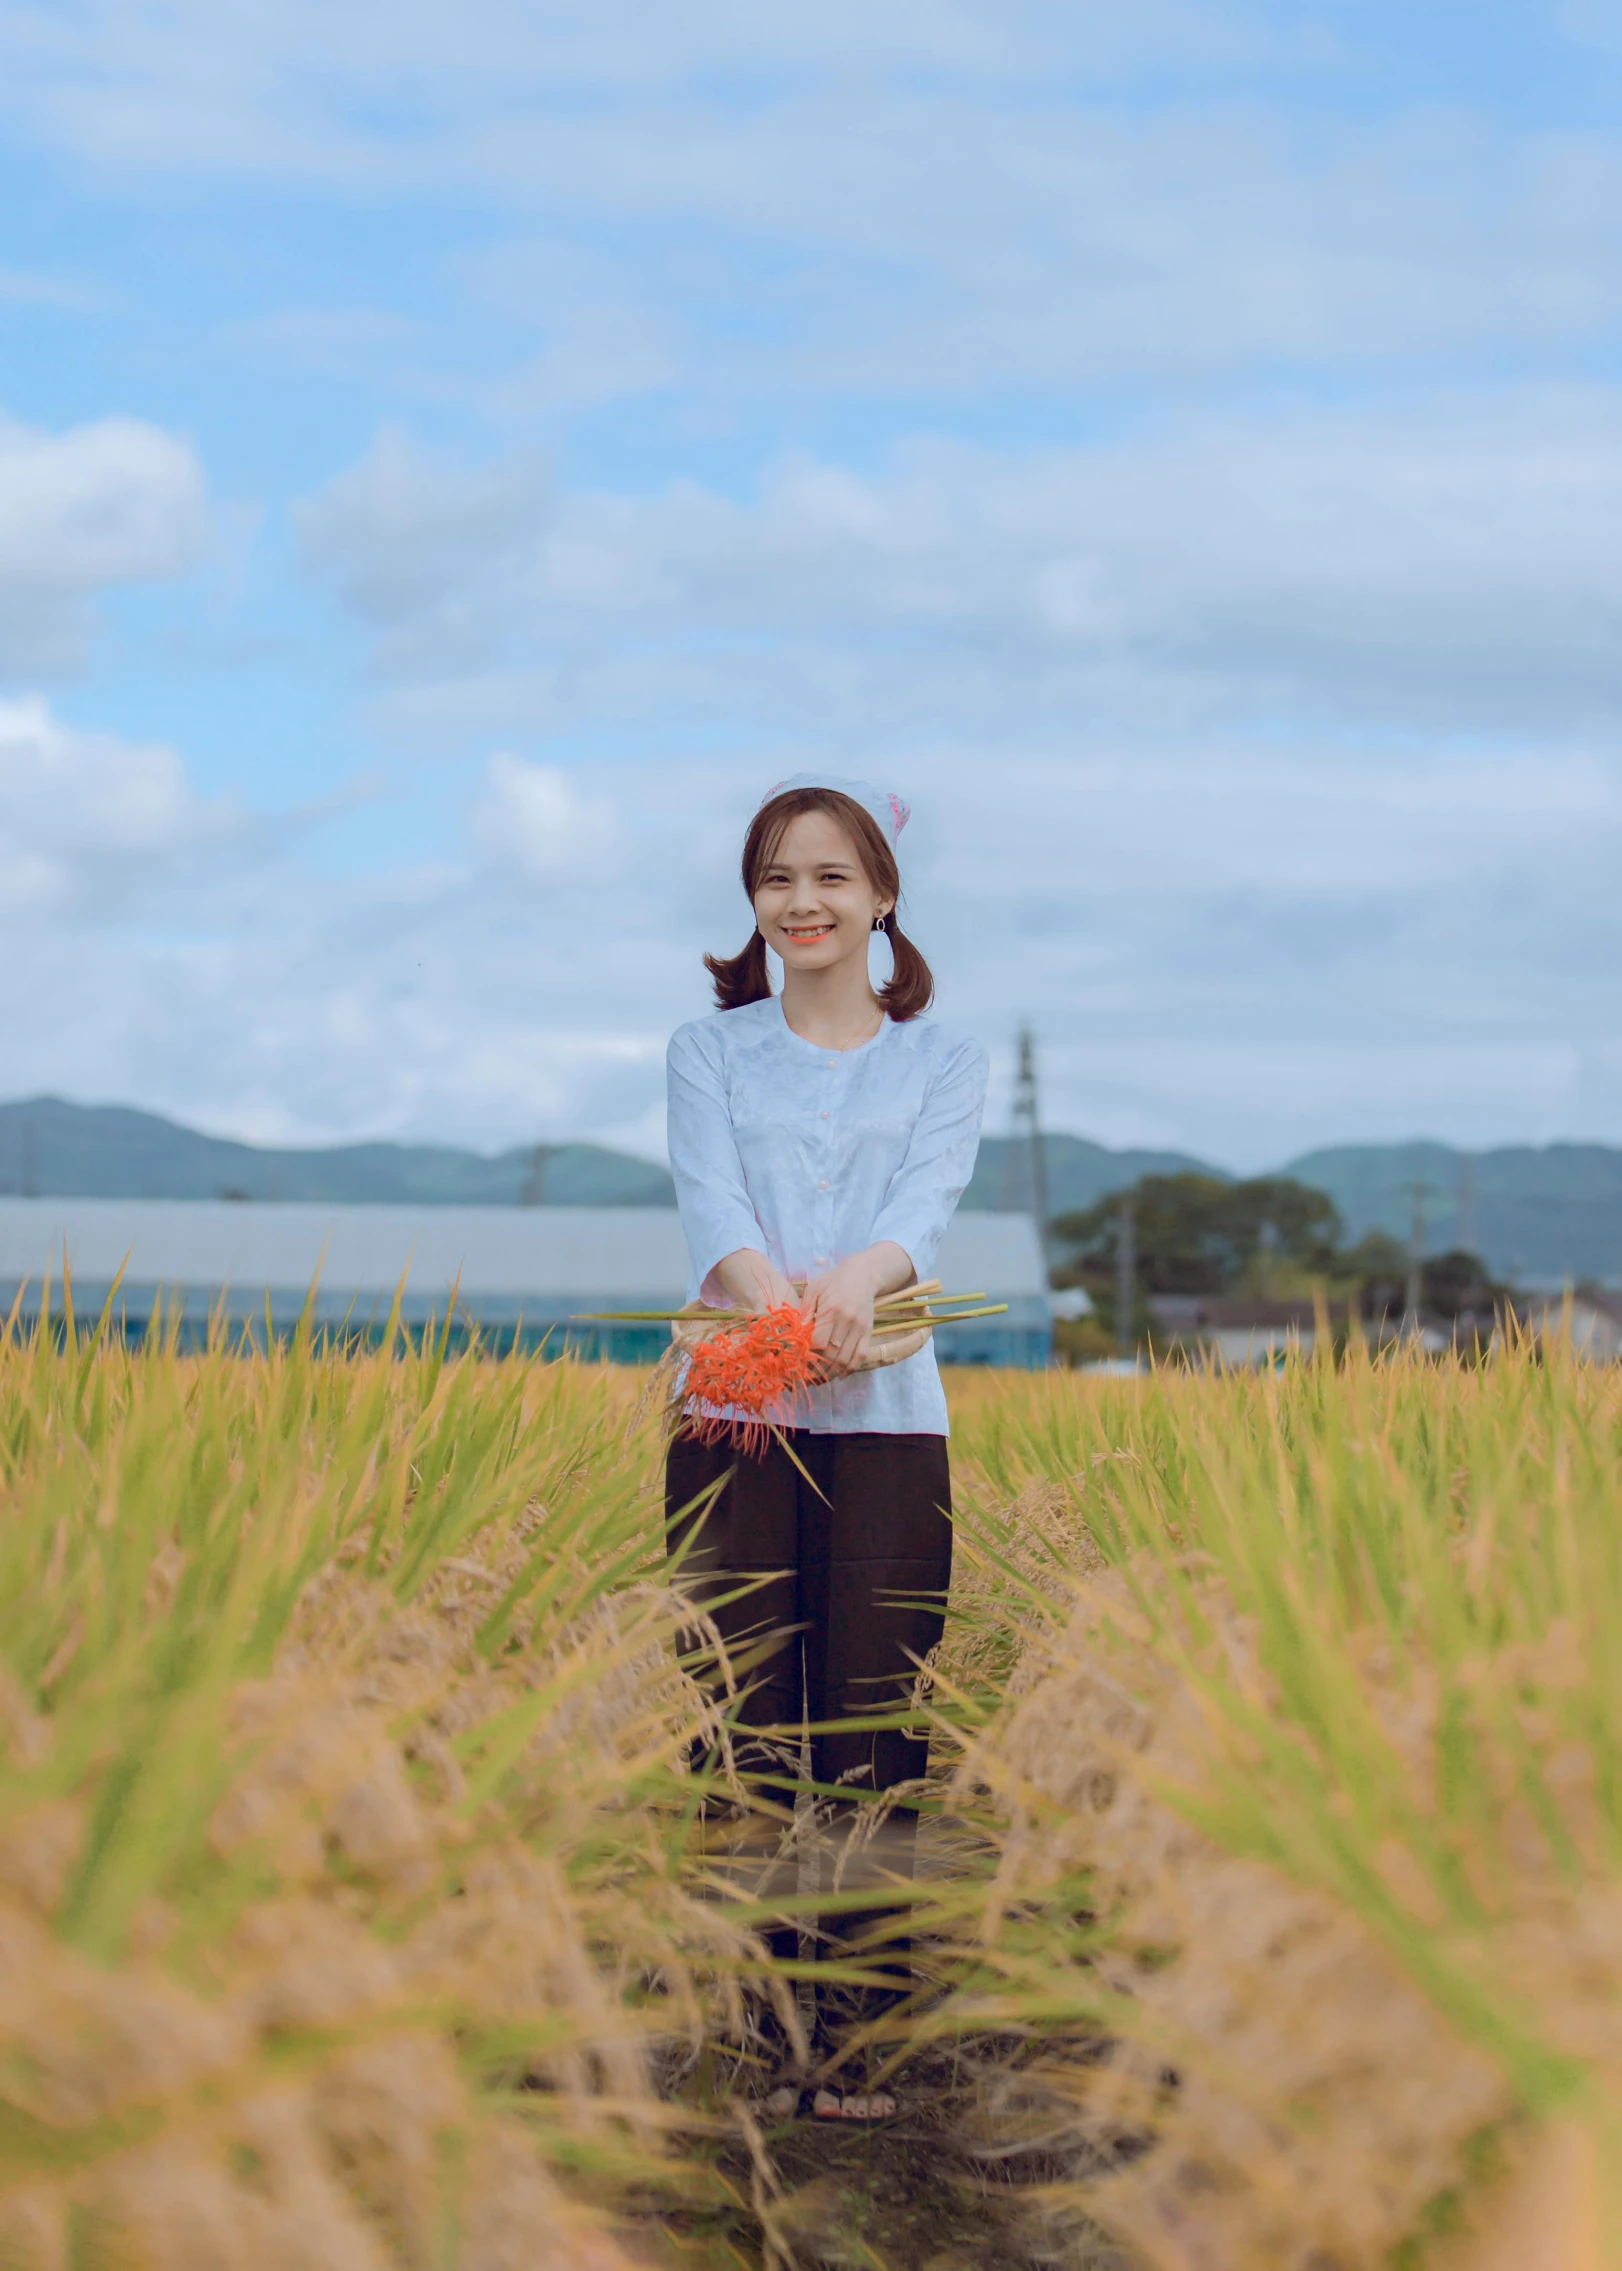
top-left (704, 786), bottom-right (934, 1021)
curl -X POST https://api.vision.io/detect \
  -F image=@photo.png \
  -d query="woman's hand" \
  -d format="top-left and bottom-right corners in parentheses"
top-left (801, 1242), bottom-right (915, 1378)
top-left (708, 1247), bottom-right (800, 1316)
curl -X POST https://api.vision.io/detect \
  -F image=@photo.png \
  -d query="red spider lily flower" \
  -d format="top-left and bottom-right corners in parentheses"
top-left (682, 1304), bottom-right (822, 1450)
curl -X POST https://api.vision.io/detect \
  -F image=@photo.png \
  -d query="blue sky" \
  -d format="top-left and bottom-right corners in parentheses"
top-left (1, 0), bottom-right (1620, 1168)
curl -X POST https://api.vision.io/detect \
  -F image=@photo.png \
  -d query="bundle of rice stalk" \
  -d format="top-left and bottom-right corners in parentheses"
top-left (0, 1297), bottom-right (771, 2269)
top-left (921, 1337), bottom-right (1622, 2270)
top-left (582, 1280), bottom-right (1008, 1450)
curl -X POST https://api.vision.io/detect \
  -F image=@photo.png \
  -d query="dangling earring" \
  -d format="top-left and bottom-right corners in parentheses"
top-left (873, 912), bottom-right (888, 933)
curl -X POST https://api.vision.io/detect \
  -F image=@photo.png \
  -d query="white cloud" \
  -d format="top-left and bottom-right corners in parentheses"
top-left (219, 305), bottom-right (415, 376)
top-left (297, 389), bottom-right (1622, 739)
top-left (0, 266), bottom-right (101, 308)
top-left (3, 5), bottom-right (1619, 1170)
top-left (893, 737), bottom-right (1622, 1167)
top-left (468, 752), bottom-right (619, 883)
top-left (0, 410), bottom-right (206, 673)
top-left (3, 708), bottom-right (1617, 1171)
top-left (1561, 3), bottom-right (1622, 54)
top-left (0, 762), bottom-right (687, 1157)
top-left (295, 426), bottom-right (549, 678)
top-left (0, 1), bottom-right (1272, 182)
top-left (0, 695), bottom-right (243, 914)
top-left (3, 6), bottom-right (1620, 404)
top-left (471, 104), bottom-right (1622, 395)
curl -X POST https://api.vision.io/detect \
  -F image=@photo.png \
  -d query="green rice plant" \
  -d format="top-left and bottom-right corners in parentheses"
top-left (925, 1338), bottom-right (1622, 2268)
top-left (10, 1291), bottom-right (1622, 2270)
top-left (0, 1295), bottom-right (766, 2270)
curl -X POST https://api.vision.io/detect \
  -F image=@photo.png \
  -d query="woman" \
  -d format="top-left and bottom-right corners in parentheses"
top-left (665, 774), bottom-right (988, 2121)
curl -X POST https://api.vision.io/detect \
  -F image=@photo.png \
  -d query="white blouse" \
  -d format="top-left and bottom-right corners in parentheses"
top-left (666, 994), bottom-right (989, 1436)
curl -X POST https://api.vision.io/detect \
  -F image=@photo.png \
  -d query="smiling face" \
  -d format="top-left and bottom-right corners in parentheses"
top-left (751, 807), bottom-right (892, 978)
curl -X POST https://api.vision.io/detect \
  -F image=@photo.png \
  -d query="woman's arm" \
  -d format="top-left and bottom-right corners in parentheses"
top-left (666, 1026), bottom-right (788, 1307)
top-left (867, 1036), bottom-right (990, 1280)
top-left (803, 1036), bottom-right (991, 1374)
top-left (710, 1245), bottom-right (801, 1314)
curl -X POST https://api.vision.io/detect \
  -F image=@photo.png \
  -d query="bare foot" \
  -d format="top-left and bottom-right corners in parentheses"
top-left (763, 2084), bottom-right (800, 2119)
top-left (811, 2087), bottom-right (896, 2121)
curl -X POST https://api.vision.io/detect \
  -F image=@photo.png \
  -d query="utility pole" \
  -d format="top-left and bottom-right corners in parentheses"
top-left (1404, 1180), bottom-right (1426, 1334)
top-left (1009, 1024), bottom-right (1050, 1274)
top-left (1456, 1153), bottom-right (1476, 1258)
top-left (1116, 1193), bottom-right (1136, 1357)
top-left (519, 1143), bottom-right (550, 1207)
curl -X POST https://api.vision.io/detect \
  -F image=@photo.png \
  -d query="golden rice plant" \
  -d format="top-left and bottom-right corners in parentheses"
top-left (918, 1335), bottom-right (1622, 2269)
top-left (10, 1278), bottom-right (1622, 2271)
top-left (0, 1289), bottom-right (765, 2271)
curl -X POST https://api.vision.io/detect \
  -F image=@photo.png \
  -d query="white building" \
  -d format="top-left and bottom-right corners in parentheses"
top-left (1517, 1291), bottom-right (1622, 1364)
top-left (0, 1200), bottom-right (1052, 1366)
top-left (1147, 1294), bottom-right (1323, 1366)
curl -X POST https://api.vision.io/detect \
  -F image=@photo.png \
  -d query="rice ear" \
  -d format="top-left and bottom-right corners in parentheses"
top-left (0, 1318), bottom-right (765, 2267)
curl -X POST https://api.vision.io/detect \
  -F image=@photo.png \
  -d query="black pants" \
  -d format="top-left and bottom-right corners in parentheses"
top-left (666, 1428), bottom-right (952, 2043)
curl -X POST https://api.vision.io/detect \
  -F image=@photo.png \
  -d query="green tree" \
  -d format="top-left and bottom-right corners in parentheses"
top-left (1051, 1172), bottom-right (1343, 1296)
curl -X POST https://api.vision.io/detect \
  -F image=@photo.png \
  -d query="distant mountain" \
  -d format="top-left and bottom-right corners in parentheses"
top-left (0, 1097), bottom-right (675, 1208)
top-left (962, 1133), bottom-right (1218, 1220)
top-left (4, 1097), bottom-right (1618, 1283)
top-left (971, 1131), bottom-right (1622, 1285)
top-left (1283, 1142), bottom-right (1622, 1286)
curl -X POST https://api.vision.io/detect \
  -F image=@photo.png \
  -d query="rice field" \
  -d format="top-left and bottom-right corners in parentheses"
top-left (1, 1296), bottom-right (1619, 2269)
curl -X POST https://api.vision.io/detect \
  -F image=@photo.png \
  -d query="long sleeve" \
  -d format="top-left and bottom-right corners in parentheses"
top-left (666, 1023), bottom-right (769, 1301)
top-left (868, 1036), bottom-right (989, 1281)
top-left (663, 999), bottom-right (986, 1435)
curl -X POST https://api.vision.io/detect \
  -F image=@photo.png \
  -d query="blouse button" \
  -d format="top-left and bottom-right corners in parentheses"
top-left (818, 1180), bottom-right (829, 1190)
top-left (820, 1110), bottom-right (829, 1120)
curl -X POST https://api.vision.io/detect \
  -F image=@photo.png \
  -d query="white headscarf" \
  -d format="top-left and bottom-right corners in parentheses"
top-left (762, 772), bottom-right (910, 848)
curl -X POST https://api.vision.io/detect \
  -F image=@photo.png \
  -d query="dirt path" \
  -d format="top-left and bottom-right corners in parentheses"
top-left (649, 2045), bottom-right (1127, 2271)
